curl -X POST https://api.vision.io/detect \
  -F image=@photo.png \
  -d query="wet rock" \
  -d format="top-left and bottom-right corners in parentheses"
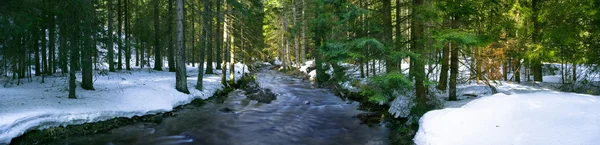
top-left (243, 80), bottom-right (277, 103)
top-left (219, 107), bottom-right (234, 113)
top-left (354, 113), bottom-right (383, 125)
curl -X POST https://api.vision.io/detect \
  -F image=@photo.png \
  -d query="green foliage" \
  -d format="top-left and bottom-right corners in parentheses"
top-left (361, 72), bottom-right (412, 104)
top-left (432, 29), bottom-right (487, 48)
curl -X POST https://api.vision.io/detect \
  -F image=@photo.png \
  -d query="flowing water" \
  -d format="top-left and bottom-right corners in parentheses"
top-left (48, 67), bottom-right (388, 145)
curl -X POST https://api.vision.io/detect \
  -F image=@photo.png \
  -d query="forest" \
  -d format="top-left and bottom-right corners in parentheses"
top-left (0, 0), bottom-right (599, 144)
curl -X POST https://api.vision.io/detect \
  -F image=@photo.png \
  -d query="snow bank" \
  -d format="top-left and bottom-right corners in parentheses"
top-left (0, 63), bottom-right (247, 144)
top-left (414, 91), bottom-right (600, 145)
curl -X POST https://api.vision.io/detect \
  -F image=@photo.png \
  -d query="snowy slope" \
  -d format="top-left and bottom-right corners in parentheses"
top-left (414, 91), bottom-right (600, 145)
top-left (0, 63), bottom-right (248, 144)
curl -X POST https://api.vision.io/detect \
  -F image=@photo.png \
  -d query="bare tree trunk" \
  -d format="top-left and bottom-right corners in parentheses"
top-left (572, 62), bottom-right (577, 83)
top-left (293, 0), bottom-right (299, 68)
top-left (196, 0), bottom-right (208, 90)
top-left (125, 0), bottom-right (131, 70)
top-left (229, 21), bottom-right (235, 83)
top-left (395, 0), bottom-right (402, 71)
top-left (68, 36), bottom-right (77, 99)
top-left (49, 13), bottom-right (56, 74)
top-left (107, 0), bottom-right (115, 72)
top-left (216, 0), bottom-right (223, 70)
top-left (34, 29), bottom-right (41, 76)
top-left (438, 42), bottom-right (450, 90)
top-left (221, 0), bottom-right (228, 85)
top-left (41, 25), bottom-right (47, 82)
top-left (300, 0), bottom-right (306, 64)
top-left (154, 0), bottom-right (163, 71)
top-left (383, 0), bottom-right (395, 73)
top-left (117, 0), bottom-right (123, 70)
top-left (141, 42), bottom-right (145, 68)
top-left (205, 0), bottom-right (214, 74)
top-left (168, 0), bottom-right (176, 72)
top-left (175, 0), bottom-right (190, 94)
top-left (532, 0), bottom-right (543, 82)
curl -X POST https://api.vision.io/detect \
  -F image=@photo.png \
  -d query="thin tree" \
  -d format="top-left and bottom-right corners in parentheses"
top-left (117, 0), bottom-right (123, 70)
top-left (107, 0), bottom-right (115, 72)
top-left (216, 0), bottom-right (223, 70)
top-left (196, 0), bottom-right (208, 90)
top-left (125, 0), bottom-right (131, 70)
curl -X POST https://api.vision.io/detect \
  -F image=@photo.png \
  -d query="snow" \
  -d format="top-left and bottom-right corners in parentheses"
top-left (414, 91), bottom-right (600, 145)
top-left (0, 63), bottom-right (248, 144)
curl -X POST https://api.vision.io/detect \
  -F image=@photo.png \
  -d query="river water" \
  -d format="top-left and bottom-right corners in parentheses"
top-left (48, 67), bottom-right (388, 145)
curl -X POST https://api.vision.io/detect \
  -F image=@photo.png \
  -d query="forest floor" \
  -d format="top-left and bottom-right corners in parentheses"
top-left (0, 63), bottom-right (247, 144)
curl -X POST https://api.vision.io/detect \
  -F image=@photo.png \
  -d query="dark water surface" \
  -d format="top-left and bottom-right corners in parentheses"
top-left (49, 68), bottom-right (388, 145)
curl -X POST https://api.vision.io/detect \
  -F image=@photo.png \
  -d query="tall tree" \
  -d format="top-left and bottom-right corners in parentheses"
top-left (154, 0), bottom-right (163, 71)
top-left (175, 0), bottom-right (189, 93)
top-left (531, 0), bottom-right (543, 82)
top-left (216, 0), bottom-right (223, 70)
top-left (125, 0), bottom-right (131, 70)
top-left (107, 0), bottom-right (115, 72)
top-left (205, 0), bottom-right (214, 74)
top-left (117, 0), bottom-right (123, 70)
top-left (383, 0), bottom-right (396, 73)
top-left (411, 0), bottom-right (427, 113)
top-left (196, 0), bottom-right (209, 90)
top-left (168, 0), bottom-right (176, 72)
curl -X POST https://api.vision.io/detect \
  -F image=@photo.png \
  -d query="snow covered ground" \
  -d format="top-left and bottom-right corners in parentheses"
top-left (292, 59), bottom-right (600, 145)
top-left (414, 91), bottom-right (600, 145)
top-left (0, 63), bottom-right (248, 144)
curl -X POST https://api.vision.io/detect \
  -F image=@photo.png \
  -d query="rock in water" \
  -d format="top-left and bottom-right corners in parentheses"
top-left (219, 107), bottom-right (234, 113)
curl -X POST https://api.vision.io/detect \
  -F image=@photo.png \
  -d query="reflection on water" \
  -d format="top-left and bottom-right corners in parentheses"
top-left (49, 68), bottom-right (388, 145)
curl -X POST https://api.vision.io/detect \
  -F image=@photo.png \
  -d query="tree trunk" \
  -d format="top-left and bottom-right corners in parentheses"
top-left (395, 0), bottom-right (402, 71)
top-left (514, 56), bottom-right (521, 83)
top-left (437, 42), bottom-right (450, 90)
top-left (82, 33), bottom-right (95, 90)
top-left (107, 0), bottom-right (115, 72)
top-left (59, 26), bottom-right (68, 74)
top-left (383, 0), bottom-right (395, 73)
top-left (216, 0), bottom-right (223, 70)
top-left (411, 5), bottom-right (427, 106)
top-left (229, 28), bottom-right (235, 84)
top-left (300, 0), bottom-right (306, 65)
top-left (168, 0), bottom-right (176, 72)
top-left (41, 26), bottom-right (47, 82)
top-left (192, 4), bottom-right (196, 67)
top-left (572, 62), bottom-right (577, 83)
top-left (141, 42), bottom-right (145, 68)
top-left (49, 13), bottom-right (56, 74)
top-left (449, 42), bottom-right (459, 101)
top-left (197, 0), bottom-right (208, 90)
top-left (68, 36), bottom-right (77, 99)
top-left (532, 0), bottom-right (543, 82)
top-left (34, 29), bottom-right (41, 76)
top-left (293, 0), bottom-right (300, 68)
top-left (221, 0), bottom-right (228, 85)
top-left (205, 0), bottom-right (214, 74)
top-left (125, 0), bottom-right (131, 70)
top-left (117, 0), bottom-right (123, 70)
top-left (154, 0), bottom-right (163, 71)
top-left (175, 0), bottom-right (189, 94)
